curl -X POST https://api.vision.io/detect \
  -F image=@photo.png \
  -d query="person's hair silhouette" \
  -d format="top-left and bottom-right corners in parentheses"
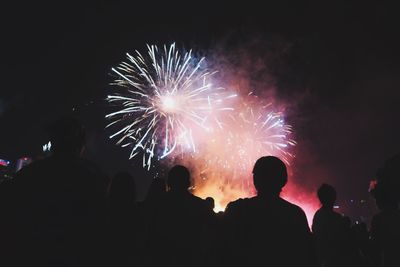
top-left (253, 156), bottom-right (287, 196)
top-left (317, 183), bottom-right (337, 209)
top-left (167, 165), bottom-right (191, 192)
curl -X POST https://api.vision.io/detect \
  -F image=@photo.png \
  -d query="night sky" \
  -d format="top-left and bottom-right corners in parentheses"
top-left (1, 1), bottom-right (400, 214)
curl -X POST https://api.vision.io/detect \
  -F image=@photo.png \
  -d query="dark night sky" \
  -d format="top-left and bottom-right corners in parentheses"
top-left (1, 1), bottom-right (400, 206)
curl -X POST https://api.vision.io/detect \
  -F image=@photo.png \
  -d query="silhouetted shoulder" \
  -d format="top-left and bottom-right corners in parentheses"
top-left (279, 197), bottom-right (308, 216)
top-left (15, 156), bottom-right (104, 177)
top-left (276, 198), bottom-right (310, 228)
top-left (191, 193), bottom-right (208, 203)
top-left (224, 197), bottom-right (255, 221)
top-left (185, 193), bottom-right (210, 210)
top-left (13, 156), bottom-right (109, 197)
top-left (225, 197), bottom-right (252, 211)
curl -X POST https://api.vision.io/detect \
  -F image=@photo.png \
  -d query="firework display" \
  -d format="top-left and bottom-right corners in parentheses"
top-left (106, 43), bottom-right (301, 214)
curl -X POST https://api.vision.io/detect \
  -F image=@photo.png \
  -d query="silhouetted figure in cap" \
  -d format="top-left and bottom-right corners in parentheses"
top-left (148, 165), bottom-right (211, 267)
top-left (312, 184), bottom-right (355, 267)
top-left (224, 156), bottom-right (314, 267)
top-left (6, 117), bottom-right (109, 267)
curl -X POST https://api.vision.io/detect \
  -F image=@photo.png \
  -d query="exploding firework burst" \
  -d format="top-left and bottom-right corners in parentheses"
top-left (106, 43), bottom-right (233, 169)
top-left (180, 93), bottom-right (297, 211)
top-left (104, 43), bottom-right (320, 223)
top-left (212, 95), bottom-right (295, 172)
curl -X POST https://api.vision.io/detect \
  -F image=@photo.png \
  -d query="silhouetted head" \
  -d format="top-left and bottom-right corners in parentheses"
top-left (253, 156), bottom-right (287, 196)
top-left (205, 197), bottom-right (215, 211)
top-left (109, 171), bottom-right (136, 206)
top-left (167, 165), bottom-right (191, 192)
top-left (46, 117), bottom-right (85, 157)
top-left (317, 183), bottom-right (337, 208)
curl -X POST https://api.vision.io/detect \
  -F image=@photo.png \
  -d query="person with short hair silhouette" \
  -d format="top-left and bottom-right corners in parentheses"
top-left (224, 156), bottom-right (314, 267)
top-left (6, 117), bottom-right (109, 267)
top-left (205, 196), bottom-right (215, 212)
top-left (313, 183), bottom-right (355, 267)
top-left (148, 165), bottom-right (211, 267)
top-left (167, 165), bottom-right (191, 191)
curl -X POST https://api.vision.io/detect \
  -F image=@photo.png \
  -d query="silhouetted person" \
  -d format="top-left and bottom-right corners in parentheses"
top-left (205, 196), bottom-right (215, 212)
top-left (370, 182), bottom-right (400, 267)
top-left (224, 156), bottom-right (314, 267)
top-left (136, 177), bottom-right (167, 266)
top-left (140, 177), bottom-right (167, 232)
top-left (203, 196), bottom-right (222, 266)
top-left (312, 184), bottom-right (356, 267)
top-left (108, 171), bottom-right (137, 267)
top-left (5, 117), bottom-right (108, 267)
top-left (148, 165), bottom-right (211, 267)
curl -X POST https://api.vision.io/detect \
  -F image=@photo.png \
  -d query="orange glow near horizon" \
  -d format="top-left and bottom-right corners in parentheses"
top-left (192, 177), bottom-right (319, 227)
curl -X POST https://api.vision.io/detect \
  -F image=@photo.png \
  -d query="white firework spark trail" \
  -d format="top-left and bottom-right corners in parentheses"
top-left (106, 43), bottom-right (233, 169)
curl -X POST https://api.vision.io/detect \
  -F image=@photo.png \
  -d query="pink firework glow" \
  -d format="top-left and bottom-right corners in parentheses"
top-left (178, 93), bottom-right (319, 225)
top-left (106, 44), bottom-right (320, 225)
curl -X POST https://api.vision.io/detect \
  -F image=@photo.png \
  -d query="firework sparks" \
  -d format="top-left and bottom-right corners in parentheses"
top-left (104, 43), bottom-right (314, 221)
top-left (106, 43), bottom-right (231, 169)
top-left (182, 94), bottom-right (296, 211)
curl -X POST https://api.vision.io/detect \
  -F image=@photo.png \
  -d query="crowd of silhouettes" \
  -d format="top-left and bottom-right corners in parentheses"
top-left (0, 117), bottom-right (399, 267)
